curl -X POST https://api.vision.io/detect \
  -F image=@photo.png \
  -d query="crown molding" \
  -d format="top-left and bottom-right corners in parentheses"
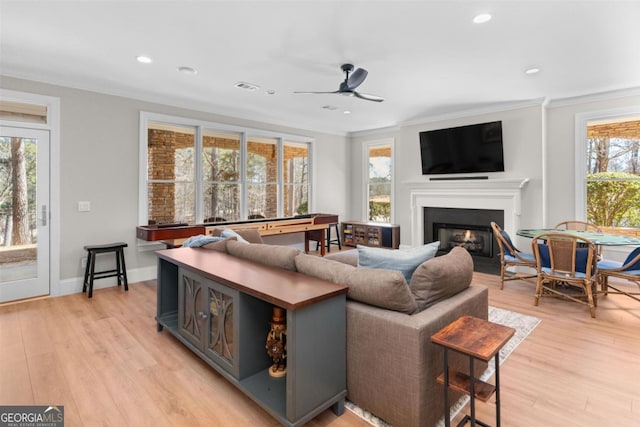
top-left (1, 72), bottom-right (349, 137)
top-left (399, 98), bottom-right (547, 128)
top-left (546, 87), bottom-right (640, 109)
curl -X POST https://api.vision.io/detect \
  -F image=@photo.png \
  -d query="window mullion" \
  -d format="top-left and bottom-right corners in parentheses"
top-left (240, 132), bottom-right (247, 219)
top-left (194, 126), bottom-right (203, 223)
top-left (277, 137), bottom-right (284, 217)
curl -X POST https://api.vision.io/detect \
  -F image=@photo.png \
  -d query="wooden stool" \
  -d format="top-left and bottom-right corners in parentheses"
top-left (315, 223), bottom-right (342, 253)
top-left (83, 242), bottom-right (128, 298)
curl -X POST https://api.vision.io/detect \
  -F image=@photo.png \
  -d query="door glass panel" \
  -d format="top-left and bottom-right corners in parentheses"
top-left (0, 136), bottom-right (38, 282)
top-left (209, 288), bottom-right (234, 362)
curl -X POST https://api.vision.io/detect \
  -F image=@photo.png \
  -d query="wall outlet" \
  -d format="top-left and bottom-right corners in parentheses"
top-left (78, 201), bottom-right (91, 212)
top-left (80, 257), bottom-right (87, 269)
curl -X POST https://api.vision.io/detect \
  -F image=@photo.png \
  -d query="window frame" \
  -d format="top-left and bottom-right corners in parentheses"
top-left (574, 106), bottom-right (640, 221)
top-left (362, 138), bottom-right (394, 223)
top-left (139, 111), bottom-right (313, 226)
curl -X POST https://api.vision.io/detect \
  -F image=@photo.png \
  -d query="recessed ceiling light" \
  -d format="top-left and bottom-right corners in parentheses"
top-left (343, 110), bottom-right (351, 115)
top-left (473, 13), bottom-right (492, 24)
top-left (178, 66), bottom-right (197, 75)
top-left (136, 55), bottom-right (152, 64)
top-left (525, 67), bottom-right (541, 75)
top-left (234, 82), bottom-right (260, 91)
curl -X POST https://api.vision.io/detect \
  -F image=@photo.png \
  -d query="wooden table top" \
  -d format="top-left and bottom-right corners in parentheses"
top-left (156, 247), bottom-right (348, 311)
top-left (431, 315), bottom-right (515, 361)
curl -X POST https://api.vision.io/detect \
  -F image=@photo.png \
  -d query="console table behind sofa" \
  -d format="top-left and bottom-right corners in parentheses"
top-left (155, 248), bottom-right (348, 427)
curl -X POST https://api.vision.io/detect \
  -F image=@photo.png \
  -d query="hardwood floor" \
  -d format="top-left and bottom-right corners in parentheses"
top-left (1, 272), bottom-right (639, 426)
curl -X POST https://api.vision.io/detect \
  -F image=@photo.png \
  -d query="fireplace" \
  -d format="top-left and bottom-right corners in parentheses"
top-left (409, 178), bottom-right (529, 274)
top-left (433, 223), bottom-right (493, 258)
top-left (424, 207), bottom-right (503, 274)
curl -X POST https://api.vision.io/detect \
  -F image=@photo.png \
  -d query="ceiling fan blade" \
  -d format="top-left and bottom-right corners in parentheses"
top-left (354, 91), bottom-right (384, 102)
top-left (346, 68), bottom-right (368, 90)
top-left (293, 91), bottom-right (340, 95)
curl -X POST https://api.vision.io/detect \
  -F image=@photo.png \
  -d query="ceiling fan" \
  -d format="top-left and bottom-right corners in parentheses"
top-left (294, 63), bottom-right (385, 102)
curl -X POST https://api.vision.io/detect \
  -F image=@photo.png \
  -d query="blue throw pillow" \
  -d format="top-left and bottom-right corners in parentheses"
top-left (357, 241), bottom-right (440, 283)
top-left (221, 228), bottom-right (249, 244)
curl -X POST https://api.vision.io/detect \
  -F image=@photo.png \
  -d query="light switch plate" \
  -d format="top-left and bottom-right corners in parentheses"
top-left (78, 201), bottom-right (91, 212)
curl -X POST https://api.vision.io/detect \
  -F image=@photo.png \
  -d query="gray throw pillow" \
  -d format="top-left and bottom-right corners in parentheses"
top-left (409, 246), bottom-right (473, 311)
top-left (357, 241), bottom-right (440, 283)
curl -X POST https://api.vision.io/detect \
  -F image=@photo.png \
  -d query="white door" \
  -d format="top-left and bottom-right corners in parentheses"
top-left (0, 126), bottom-right (50, 302)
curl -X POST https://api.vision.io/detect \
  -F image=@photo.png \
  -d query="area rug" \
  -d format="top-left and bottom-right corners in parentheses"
top-left (345, 306), bottom-right (541, 427)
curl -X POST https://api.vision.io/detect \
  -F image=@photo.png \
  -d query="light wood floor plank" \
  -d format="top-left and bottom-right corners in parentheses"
top-left (2, 273), bottom-right (639, 426)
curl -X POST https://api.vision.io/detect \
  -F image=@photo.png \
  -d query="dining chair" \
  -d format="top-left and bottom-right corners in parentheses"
top-left (555, 220), bottom-right (603, 258)
top-left (531, 232), bottom-right (599, 318)
top-left (490, 222), bottom-right (537, 290)
top-left (554, 220), bottom-right (601, 232)
top-left (597, 246), bottom-right (640, 303)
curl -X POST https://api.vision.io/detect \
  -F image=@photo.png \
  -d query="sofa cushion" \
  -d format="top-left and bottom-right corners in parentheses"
top-left (409, 246), bottom-right (473, 311)
top-left (227, 239), bottom-right (300, 271)
top-left (201, 236), bottom-right (236, 252)
top-left (208, 227), bottom-right (264, 244)
top-left (295, 254), bottom-right (418, 314)
top-left (357, 241), bottom-right (440, 283)
top-left (324, 249), bottom-right (358, 266)
top-left (220, 228), bottom-right (249, 243)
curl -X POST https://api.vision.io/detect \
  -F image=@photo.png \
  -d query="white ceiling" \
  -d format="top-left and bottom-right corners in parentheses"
top-left (2, 1), bottom-right (639, 135)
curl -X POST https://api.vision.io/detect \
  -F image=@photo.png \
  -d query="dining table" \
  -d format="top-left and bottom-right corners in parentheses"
top-left (516, 228), bottom-right (640, 246)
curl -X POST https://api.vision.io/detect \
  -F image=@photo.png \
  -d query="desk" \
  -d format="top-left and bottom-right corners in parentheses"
top-left (516, 229), bottom-right (640, 246)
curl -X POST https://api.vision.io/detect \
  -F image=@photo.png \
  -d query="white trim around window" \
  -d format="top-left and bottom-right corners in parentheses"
top-left (138, 111), bottom-right (314, 227)
top-left (574, 106), bottom-right (640, 220)
top-left (361, 137), bottom-right (395, 223)
top-left (0, 88), bottom-right (61, 296)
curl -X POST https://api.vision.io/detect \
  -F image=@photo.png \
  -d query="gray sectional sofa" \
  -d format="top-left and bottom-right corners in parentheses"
top-left (201, 228), bottom-right (489, 427)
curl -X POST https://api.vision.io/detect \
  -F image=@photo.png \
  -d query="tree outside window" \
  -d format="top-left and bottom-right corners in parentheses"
top-left (368, 144), bottom-right (392, 223)
top-left (586, 120), bottom-right (640, 232)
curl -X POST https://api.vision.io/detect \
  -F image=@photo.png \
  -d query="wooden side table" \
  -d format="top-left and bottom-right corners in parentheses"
top-left (431, 315), bottom-right (515, 427)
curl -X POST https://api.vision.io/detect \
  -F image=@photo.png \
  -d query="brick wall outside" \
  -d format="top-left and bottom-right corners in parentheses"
top-left (588, 120), bottom-right (640, 138)
top-left (148, 129), bottom-right (307, 223)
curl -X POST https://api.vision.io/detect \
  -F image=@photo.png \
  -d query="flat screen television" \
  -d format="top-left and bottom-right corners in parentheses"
top-left (419, 121), bottom-right (505, 175)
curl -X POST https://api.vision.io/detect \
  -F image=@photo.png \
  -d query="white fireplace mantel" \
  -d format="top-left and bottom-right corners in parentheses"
top-left (409, 178), bottom-right (530, 247)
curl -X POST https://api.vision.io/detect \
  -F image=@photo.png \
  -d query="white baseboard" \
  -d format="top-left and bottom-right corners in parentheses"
top-left (54, 265), bottom-right (157, 297)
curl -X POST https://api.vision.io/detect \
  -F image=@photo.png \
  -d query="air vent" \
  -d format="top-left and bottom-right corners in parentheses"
top-left (234, 82), bottom-right (260, 91)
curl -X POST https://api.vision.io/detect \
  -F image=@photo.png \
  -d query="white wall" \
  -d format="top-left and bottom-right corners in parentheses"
top-left (352, 105), bottom-right (544, 250)
top-left (1, 76), bottom-right (350, 294)
top-left (546, 93), bottom-right (640, 226)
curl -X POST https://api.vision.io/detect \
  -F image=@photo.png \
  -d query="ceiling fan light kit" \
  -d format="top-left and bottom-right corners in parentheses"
top-left (294, 63), bottom-right (385, 103)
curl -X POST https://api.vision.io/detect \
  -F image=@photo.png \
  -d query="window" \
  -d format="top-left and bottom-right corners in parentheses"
top-left (147, 124), bottom-right (196, 224)
top-left (202, 130), bottom-right (241, 222)
top-left (365, 141), bottom-right (393, 223)
top-left (140, 113), bottom-right (312, 225)
top-left (585, 118), bottom-right (640, 230)
top-left (283, 141), bottom-right (309, 217)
